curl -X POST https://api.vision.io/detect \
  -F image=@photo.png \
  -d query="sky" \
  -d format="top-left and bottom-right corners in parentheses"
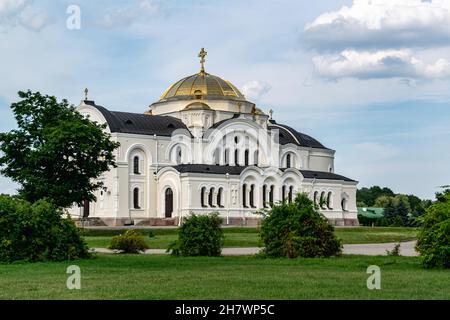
top-left (0, 0), bottom-right (449, 199)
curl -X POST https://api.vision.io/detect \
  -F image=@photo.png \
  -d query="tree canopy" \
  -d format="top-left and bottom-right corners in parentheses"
top-left (0, 91), bottom-right (119, 208)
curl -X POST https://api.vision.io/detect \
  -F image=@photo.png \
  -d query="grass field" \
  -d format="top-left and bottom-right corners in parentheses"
top-left (82, 227), bottom-right (419, 249)
top-left (0, 254), bottom-right (447, 300)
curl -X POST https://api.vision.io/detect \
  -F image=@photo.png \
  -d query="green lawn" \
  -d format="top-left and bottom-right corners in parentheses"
top-left (82, 227), bottom-right (419, 249)
top-left (0, 254), bottom-right (447, 299)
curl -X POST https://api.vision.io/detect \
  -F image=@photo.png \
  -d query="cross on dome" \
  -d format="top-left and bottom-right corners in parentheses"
top-left (198, 48), bottom-right (207, 75)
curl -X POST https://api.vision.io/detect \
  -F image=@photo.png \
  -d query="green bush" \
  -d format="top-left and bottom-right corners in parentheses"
top-left (259, 193), bottom-right (342, 258)
top-left (0, 195), bottom-right (89, 263)
top-left (109, 230), bottom-right (149, 253)
top-left (416, 193), bottom-right (450, 268)
top-left (168, 213), bottom-right (224, 256)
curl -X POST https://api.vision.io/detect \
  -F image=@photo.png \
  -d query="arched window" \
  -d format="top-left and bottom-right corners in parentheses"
top-left (224, 149), bottom-right (229, 165)
top-left (282, 186), bottom-right (286, 202)
top-left (234, 149), bottom-right (239, 166)
top-left (269, 185), bottom-right (274, 207)
top-left (262, 185), bottom-right (267, 208)
top-left (133, 188), bottom-right (140, 209)
top-left (250, 184), bottom-right (255, 208)
top-left (242, 184), bottom-right (247, 208)
top-left (341, 197), bottom-right (348, 211)
top-left (217, 188), bottom-right (224, 208)
top-left (327, 192), bottom-right (333, 209)
top-left (288, 186), bottom-right (293, 203)
top-left (320, 191), bottom-right (326, 209)
top-left (254, 150), bottom-right (259, 166)
top-left (201, 187), bottom-right (207, 208)
top-left (176, 146), bottom-right (182, 164)
top-left (286, 154), bottom-right (291, 168)
top-left (133, 156), bottom-right (140, 174)
top-left (244, 149), bottom-right (249, 166)
top-left (313, 191), bottom-right (319, 205)
top-left (214, 149), bottom-right (220, 165)
top-left (209, 187), bottom-right (215, 207)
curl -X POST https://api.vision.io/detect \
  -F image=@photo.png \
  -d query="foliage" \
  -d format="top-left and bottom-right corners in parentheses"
top-left (0, 195), bottom-right (90, 263)
top-left (109, 230), bottom-right (150, 253)
top-left (0, 91), bottom-right (120, 208)
top-left (416, 191), bottom-right (450, 269)
top-left (168, 213), bottom-right (224, 257)
top-left (358, 186), bottom-right (432, 227)
top-left (259, 193), bottom-right (342, 258)
top-left (386, 243), bottom-right (401, 256)
top-left (357, 186), bottom-right (395, 207)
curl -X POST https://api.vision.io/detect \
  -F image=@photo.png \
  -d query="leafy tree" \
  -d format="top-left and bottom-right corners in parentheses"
top-left (259, 193), bottom-right (342, 258)
top-left (374, 195), bottom-right (391, 208)
top-left (384, 197), bottom-right (396, 225)
top-left (357, 186), bottom-right (394, 207)
top-left (416, 190), bottom-right (450, 268)
top-left (0, 195), bottom-right (90, 263)
top-left (0, 91), bottom-right (119, 208)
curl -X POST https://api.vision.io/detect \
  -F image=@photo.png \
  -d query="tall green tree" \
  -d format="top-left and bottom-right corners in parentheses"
top-left (0, 91), bottom-right (119, 208)
top-left (384, 197), bottom-right (396, 224)
top-left (357, 186), bottom-right (395, 207)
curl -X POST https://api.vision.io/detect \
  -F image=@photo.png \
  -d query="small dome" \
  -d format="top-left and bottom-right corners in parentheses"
top-left (183, 102), bottom-right (212, 111)
top-left (160, 73), bottom-right (246, 102)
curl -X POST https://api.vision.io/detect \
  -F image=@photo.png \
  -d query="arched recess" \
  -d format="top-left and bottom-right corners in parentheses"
top-left (125, 144), bottom-right (152, 166)
top-left (157, 168), bottom-right (181, 218)
top-left (128, 147), bottom-right (148, 176)
top-left (165, 188), bottom-right (174, 218)
top-left (341, 192), bottom-right (349, 212)
top-left (203, 119), bottom-right (271, 166)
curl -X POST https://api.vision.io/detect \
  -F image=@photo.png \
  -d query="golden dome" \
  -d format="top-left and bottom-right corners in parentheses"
top-left (160, 72), bottom-right (246, 101)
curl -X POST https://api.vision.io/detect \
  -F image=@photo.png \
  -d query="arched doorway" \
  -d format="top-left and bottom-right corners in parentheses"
top-left (165, 188), bottom-right (173, 218)
top-left (83, 199), bottom-right (90, 218)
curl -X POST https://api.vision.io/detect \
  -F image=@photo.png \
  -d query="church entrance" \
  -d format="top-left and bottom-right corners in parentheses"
top-left (165, 188), bottom-right (173, 218)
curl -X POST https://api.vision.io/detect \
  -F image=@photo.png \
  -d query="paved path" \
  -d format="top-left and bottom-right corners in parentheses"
top-left (91, 241), bottom-right (418, 257)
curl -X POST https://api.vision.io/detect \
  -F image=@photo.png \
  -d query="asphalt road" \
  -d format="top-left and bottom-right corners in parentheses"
top-left (91, 241), bottom-right (418, 257)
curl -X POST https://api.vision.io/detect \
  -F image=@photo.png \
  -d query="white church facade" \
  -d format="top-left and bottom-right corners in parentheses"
top-left (70, 49), bottom-right (358, 226)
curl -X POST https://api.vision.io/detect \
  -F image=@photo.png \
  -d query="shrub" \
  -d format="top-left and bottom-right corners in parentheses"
top-left (0, 195), bottom-right (89, 263)
top-left (109, 230), bottom-right (149, 253)
top-left (168, 213), bottom-right (224, 256)
top-left (386, 243), bottom-right (401, 256)
top-left (416, 193), bottom-right (450, 268)
top-left (259, 193), bottom-right (342, 258)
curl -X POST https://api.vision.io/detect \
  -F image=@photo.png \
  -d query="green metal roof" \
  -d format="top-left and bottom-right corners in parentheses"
top-left (357, 207), bottom-right (385, 218)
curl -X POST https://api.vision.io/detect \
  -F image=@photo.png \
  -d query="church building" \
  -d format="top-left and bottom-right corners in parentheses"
top-left (71, 49), bottom-right (358, 226)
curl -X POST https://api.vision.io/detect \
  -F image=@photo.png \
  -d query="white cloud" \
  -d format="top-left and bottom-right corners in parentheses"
top-left (305, 0), bottom-right (450, 80)
top-left (0, 0), bottom-right (50, 31)
top-left (241, 80), bottom-right (271, 101)
top-left (313, 49), bottom-right (450, 80)
top-left (99, 0), bottom-right (161, 28)
top-left (305, 0), bottom-right (450, 51)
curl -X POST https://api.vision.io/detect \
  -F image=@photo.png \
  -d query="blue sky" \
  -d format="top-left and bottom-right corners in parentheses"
top-left (0, 0), bottom-right (449, 199)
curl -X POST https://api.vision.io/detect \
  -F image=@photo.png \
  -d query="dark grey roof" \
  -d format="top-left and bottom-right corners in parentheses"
top-left (85, 100), bottom-right (190, 137)
top-left (168, 164), bottom-right (355, 181)
top-left (268, 120), bottom-right (328, 149)
top-left (208, 114), bottom-right (240, 130)
top-left (170, 164), bottom-right (246, 175)
top-left (298, 170), bottom-right (356, 182)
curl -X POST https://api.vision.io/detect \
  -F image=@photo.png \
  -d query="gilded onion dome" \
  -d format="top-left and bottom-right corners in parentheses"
top-left (160, 72), bottom-right (245, 101)
top-left (160, 48), bottom-right (246, 102)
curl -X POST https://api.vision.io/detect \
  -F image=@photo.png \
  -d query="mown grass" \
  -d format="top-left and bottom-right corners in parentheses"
top-left (0, 254), bottom-right (447, 300)
top-left (82, 227), bottom-right (419, 249)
